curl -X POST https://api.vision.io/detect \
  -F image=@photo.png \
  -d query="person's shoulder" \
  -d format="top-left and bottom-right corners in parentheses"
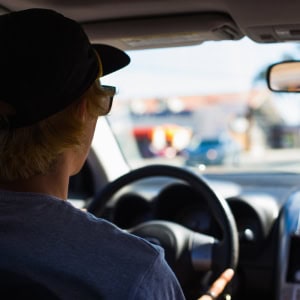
top-left (85, 211), bottom-right (162, 255)
top-left (75, 212), bottom-right (182, 297)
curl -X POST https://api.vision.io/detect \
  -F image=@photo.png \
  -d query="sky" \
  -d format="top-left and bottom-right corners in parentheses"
top-left (102, 37), bottom-right (299, 99)
top-left (102, 37), bottom-right (300, 125)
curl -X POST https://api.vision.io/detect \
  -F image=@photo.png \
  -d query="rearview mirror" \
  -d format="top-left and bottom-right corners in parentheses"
top-left (267, 61), bottom-right (300, 92)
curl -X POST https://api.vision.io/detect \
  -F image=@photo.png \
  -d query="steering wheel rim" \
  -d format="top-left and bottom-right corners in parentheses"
top-left (88, 164), bottom-right (239, 297)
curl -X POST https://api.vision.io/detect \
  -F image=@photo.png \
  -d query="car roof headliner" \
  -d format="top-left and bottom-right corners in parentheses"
top-left (0, 0), bottom-right (300, 49)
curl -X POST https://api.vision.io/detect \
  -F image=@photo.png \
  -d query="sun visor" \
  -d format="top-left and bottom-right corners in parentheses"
top-left (83, 13), bottom-right (244, 50)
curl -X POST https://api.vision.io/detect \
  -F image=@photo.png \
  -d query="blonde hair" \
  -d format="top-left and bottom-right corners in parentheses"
top-left (0, 80), bottom-right (109, 181)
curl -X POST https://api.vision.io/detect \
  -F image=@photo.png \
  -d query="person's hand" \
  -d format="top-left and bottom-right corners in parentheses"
top-left (198, 268), bottom-right (234, 300)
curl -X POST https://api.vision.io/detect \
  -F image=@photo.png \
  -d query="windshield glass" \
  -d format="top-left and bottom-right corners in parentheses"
top-left (99, 37), bottom-right (300, 173)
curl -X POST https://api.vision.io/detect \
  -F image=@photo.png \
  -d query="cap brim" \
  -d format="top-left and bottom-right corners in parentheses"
top-left (93, 44), bottom-right (130, 77)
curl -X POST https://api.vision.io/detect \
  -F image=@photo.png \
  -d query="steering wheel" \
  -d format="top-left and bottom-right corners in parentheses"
top-left (87, 165), bottom-right (239, 299)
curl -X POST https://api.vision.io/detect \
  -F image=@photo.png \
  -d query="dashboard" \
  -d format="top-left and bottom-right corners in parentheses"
top-left (97, 171), bottom-right (300, 299)
top-left (70, 163), bottom-right (300, 299)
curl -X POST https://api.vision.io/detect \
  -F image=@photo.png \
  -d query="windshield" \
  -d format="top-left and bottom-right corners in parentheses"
top-left (99, 37), bottom-right (300, 173)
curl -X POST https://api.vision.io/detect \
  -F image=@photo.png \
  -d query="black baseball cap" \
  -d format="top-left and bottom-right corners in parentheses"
top-left (0, 8), bottom-right (130, 128)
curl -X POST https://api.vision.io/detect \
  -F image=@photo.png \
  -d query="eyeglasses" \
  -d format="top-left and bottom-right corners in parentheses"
top-left (101, 85), bottom-right (116, 115)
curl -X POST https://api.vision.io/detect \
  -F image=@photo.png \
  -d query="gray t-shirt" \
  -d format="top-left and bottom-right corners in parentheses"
top-left (0, 190), bottom-right (185, 299)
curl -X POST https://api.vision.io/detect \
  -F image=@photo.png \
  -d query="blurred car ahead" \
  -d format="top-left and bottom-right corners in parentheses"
top-left (184, 135), bottom-right (241, 166)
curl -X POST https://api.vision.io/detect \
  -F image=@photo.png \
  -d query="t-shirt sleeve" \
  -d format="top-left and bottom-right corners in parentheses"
top-left (130, 247), bottom-right (186, 300)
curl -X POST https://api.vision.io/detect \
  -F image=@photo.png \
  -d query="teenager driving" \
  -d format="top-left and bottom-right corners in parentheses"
top-left (0, 8), bottom-right (233, 299)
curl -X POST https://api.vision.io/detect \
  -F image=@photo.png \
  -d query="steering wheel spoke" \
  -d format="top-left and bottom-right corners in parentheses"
top-left (190, 232), bottom-right (217, 272)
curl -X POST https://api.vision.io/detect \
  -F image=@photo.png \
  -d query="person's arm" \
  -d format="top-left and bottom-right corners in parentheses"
top-left (198, 269), bottom-right (234, 300)
top-left (130, 247), bottom-right (185, 300)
